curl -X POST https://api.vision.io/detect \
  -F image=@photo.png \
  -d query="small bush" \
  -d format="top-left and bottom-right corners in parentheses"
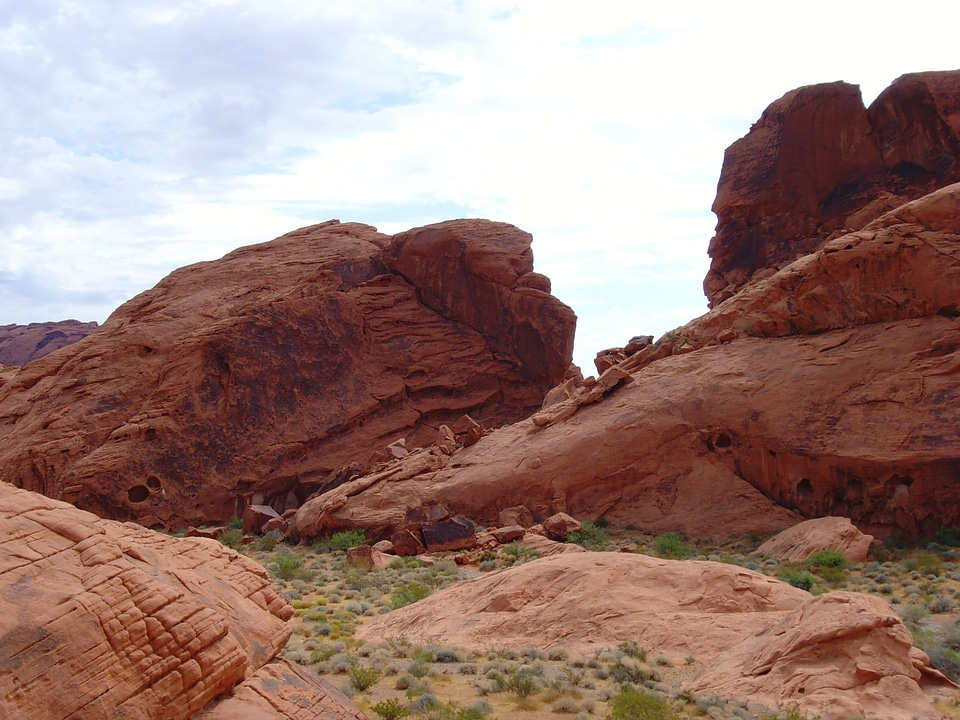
top-left (218, 528), bottom-right (243, 549)
top-left (348, 665), bottom-right (381, 691)
top-left (779, 568), bottom-right (816, 591)
top-left (654, 533), bottom-right (693, 559)
top-left (807, 550), bottom-right (848, 569)
top-left (567, 522), bottom-right (608, 550)
top-left (371, 699), bottom-right (411, 720)
top-left (507, 670), bottom-right (539, 698)
top-left (391, 582), bottom-right (432, 609)
top-left (330, 529), bottom-right (367, 551)
top-left (270, 552), bottom-right (313, 581)
top-left (936, 527), bottom-right (960, 547)
top-left (617, 641), bottom-right (647, 662)
top-left (227, 515), bottom-right (243, 530)
top-left (606, 685), bottom-right (674, 720)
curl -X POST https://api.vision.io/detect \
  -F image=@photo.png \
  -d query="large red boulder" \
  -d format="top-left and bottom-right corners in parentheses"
top-left (0, 220), bottom-right (575, 529)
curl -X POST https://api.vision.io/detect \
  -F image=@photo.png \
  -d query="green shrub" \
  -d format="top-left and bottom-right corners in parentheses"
top-left (779, 568), bottom-right (816, 591)
top-left (567, 521), bottom-right (608, 550)
top-left (507, 670), bottom-right (539, 697)
top-left (371, 698), bottom-right (411, 720)
top-left (348, 665), bottom-right (381, 691)
top-left (807, 550), bottom-right (848, 569)
top-left (606, 685), bottom-right (674, 720)
top-left (227, 515), bottom-right (243, 530)
top-left (391, 582), bottom-right (432, 609)
top-left (617, 641), bottom-right (647, 662)
top-left (330, 528), bottom-right (367, 551)
top-left (218, 528), bottom-right (243, 549)
top-left (936, 527), bottom-right (960, 547)
top-left (653, 532), bottom-right (693, 559)
top-left (270, 552), bottom-right (312, 581)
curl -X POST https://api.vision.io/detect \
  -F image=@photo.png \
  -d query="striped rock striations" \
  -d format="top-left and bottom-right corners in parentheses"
top-left (0, 481), bottom-right (364, 720)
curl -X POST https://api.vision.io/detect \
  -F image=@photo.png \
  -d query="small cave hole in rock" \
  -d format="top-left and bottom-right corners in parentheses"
top-left (142, 346), bottom-right (154, 354)
top-left (146, 475), bottom-right (161, 491)
top-left (937, 305), bottom-right (959, 319)
top-left (796, 478), bottom-right (814, 498)
top-left (144, 428), bottom-right (157, 441)
top-left (715, 433), bottom-right (732, 448)
top-left (127, 485), bottom-right (150, 503)
top-left (768, 449), bottom-right (777, 458)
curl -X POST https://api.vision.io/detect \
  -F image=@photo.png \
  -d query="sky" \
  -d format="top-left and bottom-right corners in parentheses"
top-left (2, 1), bottom-right (959, 372)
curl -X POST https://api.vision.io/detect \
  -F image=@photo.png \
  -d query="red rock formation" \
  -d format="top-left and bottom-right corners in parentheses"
top-left (0, 481), bottom-right (364, 720)
top-left (0, 320), bottom-right (97, 366)
top-left (293, 182), bottom-right (959, 541)
top-left (706, 70), bottom-right (960, 306)
top-left (756, 516), bottom-right (874, 563)
top-left (0, 220), bottom-right (575, 529)
top-left (354, 553), bottom-right (947, 719)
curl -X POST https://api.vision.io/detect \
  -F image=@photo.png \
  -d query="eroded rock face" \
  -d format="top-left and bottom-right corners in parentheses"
top-left (756, 516), bottom-right (874, 563)
top-left (0, 320), bottom-right (98, 367)
top-left (294, 183), bottom-right (959, 541)
top-left (0, 481), bottom-right (364, 720)
top-left (0, 220), bottom-right (575, 528)
top-left (706, 70), bottom-right (960, 306)
top-left (355, 553), bottom-right (945, 719)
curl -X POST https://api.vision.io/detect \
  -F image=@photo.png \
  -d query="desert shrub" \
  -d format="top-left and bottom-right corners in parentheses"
top-left (407, 660), bottom-right (430, 678)
top-left (610, 659), bottom-right (658, 685)
top-left (904, 552), bottom-right (943, 577)
top-left (479, 559), bottom-right (498, 572)
top-left (218, 528), bottom-right (243, 549)
top-left (929, 597), bottom-right (954, 614)
top-left (606, 685), bottom-right (674, 720)
top-left (391, 582), bottom-right (432, 609)
top-left (371, 699), bottom-right (411, 720)
top-left (779, 568), bottom-right (816, 591)
top-left (654, 533), bottom-right (693, 559)
top-left (807, 550), bottom-right (848, 569)
top-left (410, 694), bottom-right (441, 712)
top-left (552, 697), bottom-right (580, 713)
top-left (227, 515), bottom-right (243, 530)
top-left (256, 534), bottom-right (278, 551)
top-left (330, 529), bottom-right (367, 551)
top-left (394, 673), bottom-right (416, 690)
top-left (507, 670), bottom-right (539, 697)
top-left (500, 541), bottom-right (539, 564)
top-left (936, 527), bottom-right (960, 547)
top-left (347, 665), bottom-right (381, 691)
top-left (270, 552), bottom-right (313, 581)
top-left (617, 641), bottom-right (647, 662)
top-left (567, 521), bottom-right (608, 550)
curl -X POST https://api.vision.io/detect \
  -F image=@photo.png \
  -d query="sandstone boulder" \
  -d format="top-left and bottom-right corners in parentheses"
top-left (706, 70), bottom-right (960, 306)
top-left (756, 516), bottom-right (875, 563)
top-left (0, 320), bottom-right (98, 366)
top-left (0, 482), bottom-right (363, 720)
top-left (498, 505), bottom-right (534, 528)
top-left (0, 220), bottom-right (575, 529)
top-left (356, 552), bottom-right (944, 719)
top-left (543, 512), bottom-right (581, 540)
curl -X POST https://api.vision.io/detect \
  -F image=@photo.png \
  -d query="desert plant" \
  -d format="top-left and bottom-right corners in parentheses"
top-left (654, 533), bottom-right (693, 559)
top-left (330, 529), bottom-right (367, 551)
top-left (218, 528), bottom-right (243, 549)
top-left (371, 698), bottom-right (411, 720)
top-left (270, 552), bottom-right (312, 581)
top-left (391, 582), bottom-right (432, 609)
top-left (779, 568), bottom-right (816, 591)
top-left (567, 521), bottom-right (608, 550)
top-left (227, 515), bottom-right (243, 530)
top-left (606, 685), bottom-right (674, 720)
top-left (507, 669), bottom-right (539, 698)
top-left (807, 550), bottom-right (849, 569)
top-left (617, 641), bottom-right (647, 662)
top-left (348, 665), bottom-right (381, 691)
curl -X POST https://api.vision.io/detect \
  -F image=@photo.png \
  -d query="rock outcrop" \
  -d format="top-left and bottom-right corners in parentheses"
top-left (0, 320), bottom-right (98, 367)
top-left (355, 553), bottom-right (947, 719)
top-left (756, 516), bottom-right (875, 563)
top-left (294, 127), bottom-right (959, 542)
top-left (0, 481), bottom-right (364, 720)
top-left (705, 70), bottom-right (960, 306)
top-left (0, 220), bottom-right (575, 528)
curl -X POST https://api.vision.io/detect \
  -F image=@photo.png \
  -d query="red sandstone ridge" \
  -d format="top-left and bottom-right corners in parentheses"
top-left (0, 219), bottom-right (575, 528)
top-left (705, 70), bottom-right (960, 306)
top-left (294, 177), bottom-right (959, 542)
top-left (0, 320), bottom-right (98, 367)
top-left (0, 481), bottom-right (365, 720)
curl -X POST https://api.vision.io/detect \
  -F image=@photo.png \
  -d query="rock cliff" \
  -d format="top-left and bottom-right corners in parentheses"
top-left (0, 481), bottom-right (364, 720)
top-left (705, 70), bottom-right (960, 306)
top-left (294, 99), bottom-right (959, 542)
top-left (0, 220), bottom-right (575, 528)
top-left (0, 320), bottom-right (97, 367)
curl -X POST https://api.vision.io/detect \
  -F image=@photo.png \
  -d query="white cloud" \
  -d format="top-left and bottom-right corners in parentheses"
top-left (1, 0), bottom-right (959, 373)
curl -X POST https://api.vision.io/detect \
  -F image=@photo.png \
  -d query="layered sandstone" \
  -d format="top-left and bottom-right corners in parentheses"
top-left (756, 516), bottom-right (874, 563)
top-left (356, 553), bottom-right (947, 719)
top-left (0, 481), bottom-right (364, 720)
top-left (0, 320), bottom-right (97, 367)
top-left (0, 220), bottom-right (575, 528)
top-left (706, 70), bottom-right (960, 305)
top-left (294, 183), bottom-right (959, 541)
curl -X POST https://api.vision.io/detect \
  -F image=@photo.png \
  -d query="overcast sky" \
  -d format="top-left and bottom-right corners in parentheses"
top-left (2, 1), bottom-right (958, 372)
